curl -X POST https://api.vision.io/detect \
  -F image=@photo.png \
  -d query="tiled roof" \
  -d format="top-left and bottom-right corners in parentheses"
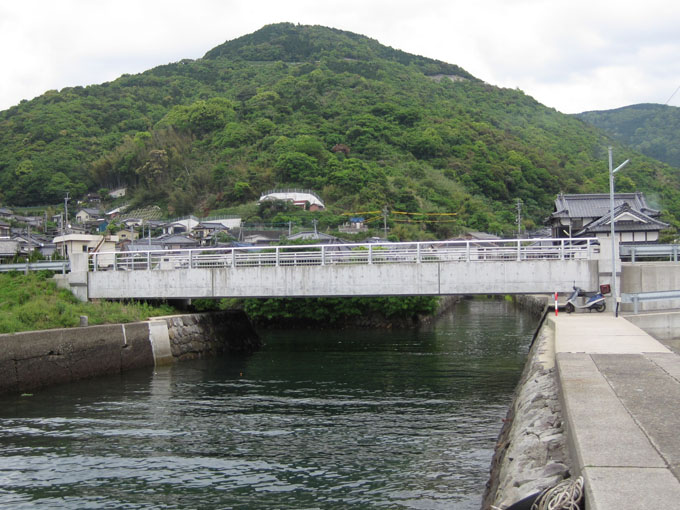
top-left (576, 203), bottom-right (669, 234)
top-left (550, 192), bottom-right (660, 220)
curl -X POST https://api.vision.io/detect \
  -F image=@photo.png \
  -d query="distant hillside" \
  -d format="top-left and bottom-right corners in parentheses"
top-left (577, 104), bottom-right (680, 168)
top-left (1, 23), bottom-right (679, 237)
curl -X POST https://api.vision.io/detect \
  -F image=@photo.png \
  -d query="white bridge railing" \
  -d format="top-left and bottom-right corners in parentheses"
top-left (88, 238), bottom-right (598, 272)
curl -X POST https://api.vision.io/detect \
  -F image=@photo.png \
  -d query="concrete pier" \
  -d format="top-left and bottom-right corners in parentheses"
top-left (551, 313), bottom-right (680, 509)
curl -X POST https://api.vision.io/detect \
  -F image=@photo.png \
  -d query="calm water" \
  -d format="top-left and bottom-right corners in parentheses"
top-left (0, 299), bottom-right (536, 509)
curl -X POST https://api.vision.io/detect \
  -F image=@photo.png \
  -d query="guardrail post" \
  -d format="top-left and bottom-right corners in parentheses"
top-left (369, 245), bottom-right (373, 264)
top-left (147, 251), bottom-right (151, 270)
top-left (631, 247), bottom-right (636, 263)
top-left (92, 254), bottom-right (97, 272)
top-left (321, 245), bottom-right (325, 266)
top-left (466, 241), bottom-right (470, 262)
top-left (633, 296), bottom-right (639, 314)
top-left (231, 248), bottom-right (235, 268)
top-left (517, 240), bottom-right (521, 261)
top-left (560, 239), bottom-right (565, 260)
top-left (674, 246), bottom-right (678, 263)
top-left (113, 253), bottom-right (117, 271)
top-left (189, 249), bottom-right (193, 269)
top-left (417, 243), bottom-right (421, 263)
top-left (276, 246), bottom-right (280, 267)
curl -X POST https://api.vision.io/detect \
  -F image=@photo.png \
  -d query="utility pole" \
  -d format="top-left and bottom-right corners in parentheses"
top-left (609, 147), bottom-right (630, 317)
top-left (382, 206), bottom-right (388, 239)
top-left (516, 199), bottom-right (522, 238)
top-left (313, 218), bottom-right (318, 236)
top-left (64, 192), bottom-right (70, 234)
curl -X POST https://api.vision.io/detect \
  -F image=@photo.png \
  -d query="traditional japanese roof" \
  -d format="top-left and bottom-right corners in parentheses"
top-left (123, 241), bottom-right (164, 252)
top-left (576, 203), bottom-right (669, 235)
top-left (159, 234), bottom-right (199, 246)
top-left (549, 192), bottom-right (660, 221)
top-left (0, 239), bottom-right (19, 256)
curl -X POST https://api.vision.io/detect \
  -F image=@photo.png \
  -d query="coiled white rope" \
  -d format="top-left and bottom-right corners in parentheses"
top-left (531, 476), bottom-right (584, 510)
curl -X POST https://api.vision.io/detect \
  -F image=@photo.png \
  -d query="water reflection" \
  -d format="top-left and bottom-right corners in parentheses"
top-left (0, 299), bottom-right (535, 509)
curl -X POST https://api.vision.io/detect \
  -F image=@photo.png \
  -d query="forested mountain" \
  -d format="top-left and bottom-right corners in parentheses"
top-left (1, 23), bottom-right (679, 237)
top-left (576, 103), bottom-right (680, 169)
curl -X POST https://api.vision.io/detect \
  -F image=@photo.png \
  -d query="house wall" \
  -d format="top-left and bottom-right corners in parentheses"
top-left (75, 212), bottom-right (91, 223)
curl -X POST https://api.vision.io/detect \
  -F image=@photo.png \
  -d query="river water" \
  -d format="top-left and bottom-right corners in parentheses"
top-left (0, 299), bottom-right (536, 510)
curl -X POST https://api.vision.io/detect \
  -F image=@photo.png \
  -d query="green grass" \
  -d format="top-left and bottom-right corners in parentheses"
top-left (0, 271), bottom-right (177, 334)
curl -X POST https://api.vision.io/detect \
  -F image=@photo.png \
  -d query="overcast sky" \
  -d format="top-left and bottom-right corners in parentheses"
top-left (1, 0), bottom-right (679, 114)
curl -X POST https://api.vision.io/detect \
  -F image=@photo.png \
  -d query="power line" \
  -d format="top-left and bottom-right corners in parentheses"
top-left (665, 84), bottom-right (680, 105)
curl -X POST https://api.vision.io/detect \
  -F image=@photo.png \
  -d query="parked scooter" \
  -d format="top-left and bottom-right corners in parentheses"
top-left (565, 286), bottom-right (606, 313)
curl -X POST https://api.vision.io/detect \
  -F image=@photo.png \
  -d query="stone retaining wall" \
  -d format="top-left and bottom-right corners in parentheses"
top-left (0, 310), bottom-right (260, 395)
top-left (482, 298), bottom-right (571, 510)
top-left (165, 311), bottom-right (261, 360)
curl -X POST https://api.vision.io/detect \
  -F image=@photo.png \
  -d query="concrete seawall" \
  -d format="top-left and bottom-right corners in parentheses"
top-left (485, 300), bottom-right (680, 509)
top-left (483, 297), bottom-right (572, 509)
top-left (0, 310), bottom-right (260, 395)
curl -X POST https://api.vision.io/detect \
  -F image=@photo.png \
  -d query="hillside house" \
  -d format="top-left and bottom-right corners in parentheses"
top-left (116, 228), bottom-right (139, 242)
top-left (193, 222), bottom-right (230, 245)
top-left (12, 233), bottom-right (48, 257)
top-left (339, 217), bottom-right (367, 233)
top-left (13, 215), bottom-right (43, 228)
top-left (547, 192), bottom-right (668, 244)
top-left (161, 216), bottom-right (200, 235)
top-left (76, 208), bottom-right (103, 224)
top-left (0, 240), bottom-right (19, 262)
top-left (0, 207), bottom-right (14, 219)
top-left (259, 189), bottom-right (325, 211)
top-left (159, 234), bottom-right (200, 251)
top-left (0, 221), bottom-right (9, 238)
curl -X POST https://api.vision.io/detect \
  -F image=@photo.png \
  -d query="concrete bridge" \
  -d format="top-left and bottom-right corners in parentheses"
top-left (63, 238), bottom-right (604, 301)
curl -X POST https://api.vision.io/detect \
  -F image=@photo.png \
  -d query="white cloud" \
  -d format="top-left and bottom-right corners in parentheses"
top-left (0, 0), bottom-right (679, 113)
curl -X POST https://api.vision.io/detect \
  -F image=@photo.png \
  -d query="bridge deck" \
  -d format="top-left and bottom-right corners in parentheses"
top-left (82, 238), bottom-right (600, 299)
top-left (551, 313), bottom-right (680, 509)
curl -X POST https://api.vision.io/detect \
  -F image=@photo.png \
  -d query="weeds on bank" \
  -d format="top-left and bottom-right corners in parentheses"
top-left (0, 271), bottom-right (176, 334)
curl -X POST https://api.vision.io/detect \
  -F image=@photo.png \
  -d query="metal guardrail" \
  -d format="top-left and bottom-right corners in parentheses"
top-left (620, 244), bottom-right (680, 262)
top-left (620, 290), bottom-right (680, 314)
top-left (88, 238), bottom-right (598, 272)
top-left (0, 260), bottom-right (70, 274)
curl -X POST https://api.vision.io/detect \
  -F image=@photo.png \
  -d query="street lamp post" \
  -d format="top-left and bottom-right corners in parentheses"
top-left (608, 147), bottom-right (630, 317)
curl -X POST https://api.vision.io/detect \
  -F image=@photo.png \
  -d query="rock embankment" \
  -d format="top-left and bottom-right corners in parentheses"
top-left (482, 299), bottom-right (571, 510)
top-left (166, 310), bottom-right (260, 360)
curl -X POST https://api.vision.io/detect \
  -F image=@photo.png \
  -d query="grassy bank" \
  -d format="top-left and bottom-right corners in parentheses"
top-left (0, 272), bottom-right (177, 334)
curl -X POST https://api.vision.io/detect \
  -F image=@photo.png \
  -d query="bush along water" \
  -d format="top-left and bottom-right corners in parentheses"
top-left (0, 271), bottom-right (177, 334)
top-left (191, 296), bottom-right (441, 328)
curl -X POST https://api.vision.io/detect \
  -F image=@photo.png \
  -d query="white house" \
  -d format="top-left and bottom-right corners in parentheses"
top-left (53, 234), bottom-right (119, 267)
top-left (259, 189), bottom-right (325, 211)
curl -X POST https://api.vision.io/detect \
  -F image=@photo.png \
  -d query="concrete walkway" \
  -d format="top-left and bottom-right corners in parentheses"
top-left (549, 312), bottom-right (680, 509)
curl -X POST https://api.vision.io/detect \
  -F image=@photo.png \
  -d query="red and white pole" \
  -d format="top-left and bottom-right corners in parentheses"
top-left (554, 292), bottom-right (558, 316)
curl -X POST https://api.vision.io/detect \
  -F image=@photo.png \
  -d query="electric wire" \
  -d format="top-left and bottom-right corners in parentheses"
top-left (665, 84), bottom-right (680, 105)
